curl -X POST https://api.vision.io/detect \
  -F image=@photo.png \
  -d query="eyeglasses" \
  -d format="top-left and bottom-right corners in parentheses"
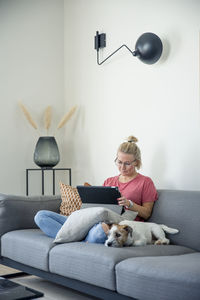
top-left (114, 158), bottom-right (136, 168)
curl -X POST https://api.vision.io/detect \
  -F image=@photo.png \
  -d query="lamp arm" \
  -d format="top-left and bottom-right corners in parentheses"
top-left (97, 44), bottom-right (136, 65)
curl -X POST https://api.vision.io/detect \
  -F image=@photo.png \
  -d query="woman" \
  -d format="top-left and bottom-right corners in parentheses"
top-left (104, 135), bottom-right (158, 221)
top-left (34, 135), bottom-right (157, 243)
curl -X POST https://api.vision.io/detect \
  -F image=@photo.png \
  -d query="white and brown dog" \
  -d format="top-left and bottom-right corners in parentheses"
top-left (104, 220), bottom-right (179, 247)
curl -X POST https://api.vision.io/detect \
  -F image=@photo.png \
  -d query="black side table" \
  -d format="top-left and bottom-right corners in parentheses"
top-left (26, 168), bottom-right (72, 196)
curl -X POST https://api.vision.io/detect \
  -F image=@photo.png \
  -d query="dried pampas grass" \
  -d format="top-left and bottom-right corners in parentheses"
top-left (19, 101), bottom-right (77, 134)
top-left (57, 105), bottom-right (77, 129)
top-left (44, 106), bottom-right (52, 132)
top-left (18, 101), bottom-right (38, 130)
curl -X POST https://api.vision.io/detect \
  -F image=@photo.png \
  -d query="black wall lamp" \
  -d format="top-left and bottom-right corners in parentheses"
top-left (94, 31), bottom-right (163, 65)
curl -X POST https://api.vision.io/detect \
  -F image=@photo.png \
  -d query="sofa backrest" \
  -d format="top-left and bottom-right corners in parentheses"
top-left (148, 189), bottom-right (200, 251)
top-left (0, 193), bottom-right (61, 239)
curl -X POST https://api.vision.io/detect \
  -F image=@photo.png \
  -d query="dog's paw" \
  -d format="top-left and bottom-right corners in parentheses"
top-left (154, 238), bottom-right (169, 245)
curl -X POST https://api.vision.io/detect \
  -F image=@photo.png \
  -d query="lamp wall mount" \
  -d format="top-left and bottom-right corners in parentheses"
top-left (94, 31), bottom-right (163, 65)
top-left (94, 32), bottom-right (106, 51)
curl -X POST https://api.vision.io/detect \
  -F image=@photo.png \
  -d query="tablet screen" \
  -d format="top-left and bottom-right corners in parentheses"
top-left (76, 186), bottom-right (121, 204)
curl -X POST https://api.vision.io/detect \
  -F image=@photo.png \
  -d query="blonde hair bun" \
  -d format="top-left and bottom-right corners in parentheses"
top-left (118, 135), bottom-right (141, 169)
top-left (127, 135), bottom-right (138, 143)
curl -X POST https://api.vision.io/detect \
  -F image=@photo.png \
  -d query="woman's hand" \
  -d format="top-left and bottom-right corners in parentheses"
top-left (117, 196), bottom-right (130, 207)
top-left (118, 196), bottom-right (155, 220)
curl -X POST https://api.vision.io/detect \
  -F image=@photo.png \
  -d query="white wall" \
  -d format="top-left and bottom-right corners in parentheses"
top-left (0, 0), bottom-right (199, 195)
top-left (0, 0), bottom-right (65, 195)
top-left (64, 0), bottom-right (200, 190)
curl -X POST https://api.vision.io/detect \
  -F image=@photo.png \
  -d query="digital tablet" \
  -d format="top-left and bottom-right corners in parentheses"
top-left (76, 186), bottom-right (121, 204)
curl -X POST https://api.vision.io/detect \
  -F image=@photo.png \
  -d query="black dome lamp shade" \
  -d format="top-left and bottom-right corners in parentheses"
top-left (133, 32), bottom-right (163, 64)
top-left (94, 31), bottom-right (163, 65)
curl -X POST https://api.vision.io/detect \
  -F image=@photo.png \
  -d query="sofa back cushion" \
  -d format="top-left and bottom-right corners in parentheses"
top-left (148, 189), bottom-right (200, 251)
top-left (0, 193), bottom-right (61, 239)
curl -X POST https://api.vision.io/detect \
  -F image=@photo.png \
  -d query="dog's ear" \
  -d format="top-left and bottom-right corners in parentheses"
top-left (123, 225), bottom-right (133, 237)
top-left (103, 222), bottom-right (114, 229)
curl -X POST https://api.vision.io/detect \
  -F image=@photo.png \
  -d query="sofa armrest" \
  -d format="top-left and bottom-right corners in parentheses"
top-left (0, 193), bottom-right (61, 237)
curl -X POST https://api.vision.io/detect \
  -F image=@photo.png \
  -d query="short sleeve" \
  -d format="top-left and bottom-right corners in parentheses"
top-left (103, 176), bottom-right (118, 187)
top-left (103, 179), bottom-right (109, 186)
top-left (142, 177), bottom-right (158, 203)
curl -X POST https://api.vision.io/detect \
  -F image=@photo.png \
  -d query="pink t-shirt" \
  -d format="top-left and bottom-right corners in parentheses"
top-left (103, 173), bottom-right (158, 221)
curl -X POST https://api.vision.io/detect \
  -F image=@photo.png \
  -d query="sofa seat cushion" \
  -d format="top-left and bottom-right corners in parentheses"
top-left (116, 253), bottom-right (200, 300)
top-left (49, 242), bottom-right (194, 291)
top-left (1, 229), bottom-right (55, 271)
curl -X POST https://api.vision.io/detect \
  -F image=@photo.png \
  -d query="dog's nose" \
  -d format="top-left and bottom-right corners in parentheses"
top-left (107, 242), bottom-right (112, 247)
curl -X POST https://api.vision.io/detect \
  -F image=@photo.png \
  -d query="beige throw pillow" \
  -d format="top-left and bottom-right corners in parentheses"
top-left (59, 182), bottom-right (82, 216)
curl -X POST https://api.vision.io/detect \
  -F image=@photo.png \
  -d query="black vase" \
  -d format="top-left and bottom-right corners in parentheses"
top-left (33, 136), bottom-right (60, 168)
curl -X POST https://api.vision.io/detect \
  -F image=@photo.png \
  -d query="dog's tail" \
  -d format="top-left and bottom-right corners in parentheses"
top-left (161, 225), bottom-right (179, 234)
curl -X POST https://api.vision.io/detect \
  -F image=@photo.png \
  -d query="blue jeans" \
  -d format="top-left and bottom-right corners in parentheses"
top-left (34, 210), bottom-right (107, 244)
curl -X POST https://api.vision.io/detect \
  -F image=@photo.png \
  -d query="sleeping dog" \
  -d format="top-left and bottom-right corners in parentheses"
top-left (104, 220), bottom-right (179, 247)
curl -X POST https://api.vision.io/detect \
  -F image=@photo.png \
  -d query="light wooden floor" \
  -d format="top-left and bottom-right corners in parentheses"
top-left (0, 264), bottom-right (21, 276)
top-left (0, 264), bottom-right (96, 299)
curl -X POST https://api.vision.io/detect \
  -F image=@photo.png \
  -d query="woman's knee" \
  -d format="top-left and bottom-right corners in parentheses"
top-left (34, 210), bottom-right (48, 225)
top-left (84, 223), bottom-right (107, 244)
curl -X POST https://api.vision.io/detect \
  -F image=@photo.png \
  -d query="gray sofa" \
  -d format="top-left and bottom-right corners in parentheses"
top-left (0, 190), bottom-right (200, 300)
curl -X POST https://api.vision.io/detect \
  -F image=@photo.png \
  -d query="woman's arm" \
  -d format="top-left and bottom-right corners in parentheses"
top-left (129, 201), bottom-right (154, 220)
top-left (118, 197), bottom-right (154, 220)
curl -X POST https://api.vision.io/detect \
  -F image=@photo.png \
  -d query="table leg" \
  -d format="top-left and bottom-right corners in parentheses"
top-left (53, 169), bottom-right (55, 195)
top-left (69, 169), bottom-right (72, 186)
top-left (42, 169), bottom-right (44, 195)
top-left (26, 170), bottom-right (29, 196)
